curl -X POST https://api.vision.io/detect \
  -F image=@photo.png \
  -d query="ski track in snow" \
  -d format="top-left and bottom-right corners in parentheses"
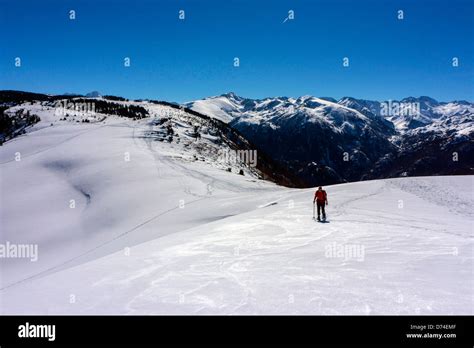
top-left (0, 105), bottom-right (472, 315)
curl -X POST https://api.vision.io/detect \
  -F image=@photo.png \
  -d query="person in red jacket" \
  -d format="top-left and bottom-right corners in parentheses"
top-left (313, 186), bottom-right (328, 221)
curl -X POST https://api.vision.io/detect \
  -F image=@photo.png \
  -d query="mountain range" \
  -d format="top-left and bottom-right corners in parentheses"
top-left (187, 93), bottom-right (474, 186)
top-left (1, 90), bottom-right (473, 187)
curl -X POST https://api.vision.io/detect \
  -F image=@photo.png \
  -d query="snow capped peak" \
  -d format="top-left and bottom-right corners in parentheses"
top-left (220, 91), bottom-right (241, 100)
top-left (338, 96), bottom-right (357, 103)
top-left (297, 94), bottom-right (314, 101)
top-left (451, 100), bottom-right (471, 106)
top-left (318, 97), bottom-right (338, 103)
top-left (184, 93), bottom-right (249, 123)
top-left (335, 96), bottom-right (474, 132)
top-left (401, 96), bottom-right (439, 107)
top-left (186, 93), bottom-right (375, 127)
top-left (186, 93), bottom-right (473, 139)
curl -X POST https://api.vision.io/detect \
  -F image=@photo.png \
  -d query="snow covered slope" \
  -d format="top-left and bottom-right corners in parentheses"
top-left (184, 92), bottom-right (248, 123)
top-left (0, 99), bottom-right (289, 290)
top-left (1, 175), bottom-right (472, 315)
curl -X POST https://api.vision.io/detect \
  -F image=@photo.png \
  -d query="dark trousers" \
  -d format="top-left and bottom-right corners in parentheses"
top-left (316, 201), bottom-right (326, 219)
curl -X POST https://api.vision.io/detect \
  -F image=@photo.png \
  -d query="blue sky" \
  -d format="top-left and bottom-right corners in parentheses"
top-left (1, 0), bottom-right (473, 102)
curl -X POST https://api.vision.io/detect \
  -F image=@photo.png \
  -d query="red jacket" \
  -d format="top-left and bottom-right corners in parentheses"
top-left (314, 190), bottom-right (327, 203)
